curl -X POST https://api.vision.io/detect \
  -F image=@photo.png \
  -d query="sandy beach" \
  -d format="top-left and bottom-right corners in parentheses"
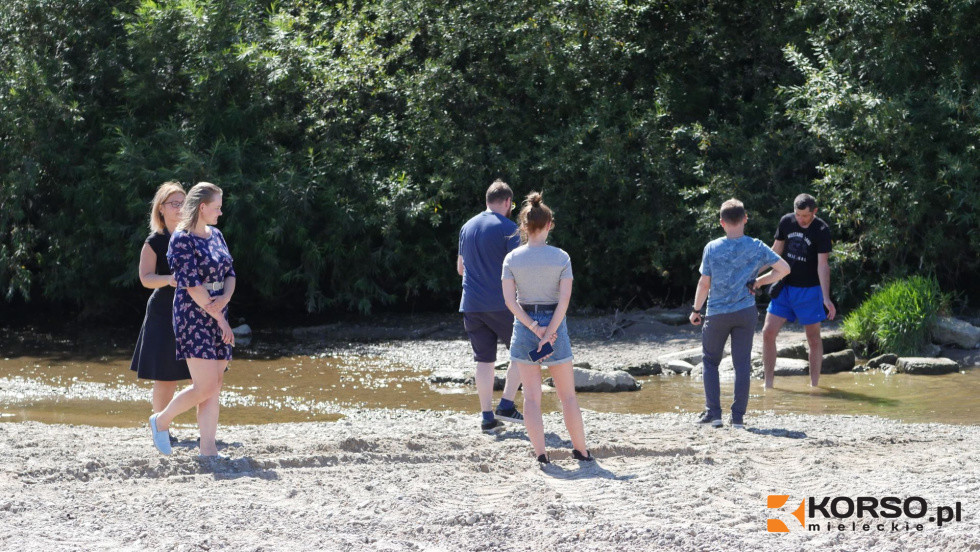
top-left (2, 409), bottom-right (978, 551)
top-left (2, 312), bottom-right (979, 551)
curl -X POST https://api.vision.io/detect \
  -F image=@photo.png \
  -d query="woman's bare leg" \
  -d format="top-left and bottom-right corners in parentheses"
top-left (516, 362), bottom-right (545, 456)
top-left (548, 362), bottom-right (587, 454)
top-left (155, 359), bottom-right (223, 432)
top-left (196, 363), bottom-right (225, 455)
top-left (151, 381), bottom-right (179, 413)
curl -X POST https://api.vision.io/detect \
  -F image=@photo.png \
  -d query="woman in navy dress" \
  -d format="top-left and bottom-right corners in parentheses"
top-left (130, 182), bottom-right (191, 415)
top-left (149, 182), bottom-right (236, 457)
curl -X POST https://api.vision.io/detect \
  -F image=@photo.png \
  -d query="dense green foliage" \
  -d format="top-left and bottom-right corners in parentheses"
top-left (842, 275), bottom-right (948, 356)
top-left (1, 0), bottom-right (978, 319)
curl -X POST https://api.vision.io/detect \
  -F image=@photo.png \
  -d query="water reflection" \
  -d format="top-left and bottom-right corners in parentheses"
top-left (0, 353), bottom-right (977, 427)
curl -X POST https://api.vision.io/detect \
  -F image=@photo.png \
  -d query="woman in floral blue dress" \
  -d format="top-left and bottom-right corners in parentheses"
top-left (149, 182), bottom-right (236, 457)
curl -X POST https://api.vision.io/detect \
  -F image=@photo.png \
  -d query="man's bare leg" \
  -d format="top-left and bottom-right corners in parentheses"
top-left (805, 323), bottom-right (823, 387)
top-left (474, 361), bottom-right (496, 412)
top-left (761, 313), bottom-right (787, 389)
top-left (500, 361), bottom-right (521, 402)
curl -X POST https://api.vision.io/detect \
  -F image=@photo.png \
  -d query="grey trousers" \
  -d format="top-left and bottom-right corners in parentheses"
top-left (701, 306), bottom-right (758, 420)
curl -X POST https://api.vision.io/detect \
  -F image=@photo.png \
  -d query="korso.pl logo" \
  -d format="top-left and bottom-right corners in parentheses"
top-left (766, 495), bottom-right (805, 532)
top-left (767, 495), bottom-right (963, 533)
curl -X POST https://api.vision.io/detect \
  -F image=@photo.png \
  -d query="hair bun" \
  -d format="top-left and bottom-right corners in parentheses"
top-left (527, 192), bottom-right (543, 207)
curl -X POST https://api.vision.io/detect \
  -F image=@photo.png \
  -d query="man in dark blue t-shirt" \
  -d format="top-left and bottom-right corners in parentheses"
top-left (762, 193), bottom-right (836, 388)
top-left (457, 179), bottom-right (524, 431)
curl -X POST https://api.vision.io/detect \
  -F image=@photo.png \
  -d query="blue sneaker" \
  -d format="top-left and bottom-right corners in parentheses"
top-left (149, 413), bottom-right (172, 455)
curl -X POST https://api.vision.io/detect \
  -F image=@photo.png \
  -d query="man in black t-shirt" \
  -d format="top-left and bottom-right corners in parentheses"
top-left (762, 194), bottom-right (836, 388)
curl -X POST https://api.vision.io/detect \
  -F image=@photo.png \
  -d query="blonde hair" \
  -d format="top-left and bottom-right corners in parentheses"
top-left (149, 181), bottom-right (186, 234)
top-left (177, 182), bottom-right (222, 232)
top-left (517, 191), bottom-right (553, 243)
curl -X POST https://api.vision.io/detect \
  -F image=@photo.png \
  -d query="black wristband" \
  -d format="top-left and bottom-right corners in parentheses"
top-left (691, 308), bottom-right (703, 315)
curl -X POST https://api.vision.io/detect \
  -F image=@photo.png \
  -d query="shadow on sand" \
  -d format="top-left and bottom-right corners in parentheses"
top-left (747, 427), bottom-right (807, 439)
top-left (539, 460), bottom-right (636, 481)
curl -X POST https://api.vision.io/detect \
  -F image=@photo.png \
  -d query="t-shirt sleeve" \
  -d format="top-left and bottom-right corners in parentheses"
top-left (215, 229), bottom-right (236, 278)
top-left (145, 233), bottom-right (165, 258)
top-left (699, 244), bottom-right (711, 276)
top-left (559, 256), bottom-right (573, 280)
top-left (816, 223), bottom-right (832, 254)
top-left (758, 239), bottom-right (782, 268)
top-left (774, 216), bottom-right (789, 241)
top-left (506, 229), bottom-right (520, 253)
top-left (502, 253), bottom-right (514, 280)
top-left (168, 232), bottom-right (202, 288)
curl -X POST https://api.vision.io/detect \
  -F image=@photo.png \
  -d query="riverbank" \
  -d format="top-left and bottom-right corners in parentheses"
top-left (2, 312), bottom-right (979, 550)
top-left (3, 309), bottom-right (979, 429)
top-left (1, 410), bottom-right (978, 551)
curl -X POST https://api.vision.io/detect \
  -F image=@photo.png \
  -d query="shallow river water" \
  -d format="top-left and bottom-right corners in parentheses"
top-left (1, 351), bottom-right (977, 428)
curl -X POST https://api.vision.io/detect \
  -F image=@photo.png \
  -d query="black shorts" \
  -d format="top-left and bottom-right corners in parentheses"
top-left (463, 310), bottom-right (514, 363)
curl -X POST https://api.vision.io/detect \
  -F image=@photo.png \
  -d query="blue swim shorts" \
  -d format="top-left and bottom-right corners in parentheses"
top-left (767, 284), bottom-right (826, 325)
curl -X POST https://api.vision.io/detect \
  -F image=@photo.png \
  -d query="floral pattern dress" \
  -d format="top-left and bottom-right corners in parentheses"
top-left (168, 227), bottom-right (236, 360)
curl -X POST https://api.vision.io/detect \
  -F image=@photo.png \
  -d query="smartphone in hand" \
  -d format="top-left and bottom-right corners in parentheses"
top-left (528, 342), bottom-right (554, 362)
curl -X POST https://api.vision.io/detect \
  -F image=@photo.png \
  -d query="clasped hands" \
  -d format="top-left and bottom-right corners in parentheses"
top-left (531, 323), bottom-right (559, 360)
top-left (203, 294), bottom-right (234, 345)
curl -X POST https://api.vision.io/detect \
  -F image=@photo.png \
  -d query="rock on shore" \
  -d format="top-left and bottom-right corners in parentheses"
top-left (545, 366), bottom-right (640, 392)
top-left (931, 316), bottom-right (980, 349)
top-left (820, 349), bottom-right (856, 374)
top-left (895, 357), bottom-right (961, 375)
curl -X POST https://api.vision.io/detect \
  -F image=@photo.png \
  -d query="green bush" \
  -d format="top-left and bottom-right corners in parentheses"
top-left (842, 276), bottom-right (948, 357)
top-left (0, 0), bottom-right (978, 320)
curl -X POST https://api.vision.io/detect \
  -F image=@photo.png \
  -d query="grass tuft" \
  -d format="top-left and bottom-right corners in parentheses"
top-left (842, 276), bottom-right (948, 356)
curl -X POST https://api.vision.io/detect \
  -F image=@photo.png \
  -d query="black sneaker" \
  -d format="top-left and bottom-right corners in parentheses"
top-left (696, 411), bottom-right (723, 428)
top-left (572, 449), bottom-right (594, 462)
top-left (537, 454), bottom-right (550, 464)
top-left (494, 406), bottom-right (525, 425)
top-left (730, 416), bottom-right (745, 430)
top-left (481, 418), bottom-right (503, 431)
top-left (169, 434), bottom-right (179, 446)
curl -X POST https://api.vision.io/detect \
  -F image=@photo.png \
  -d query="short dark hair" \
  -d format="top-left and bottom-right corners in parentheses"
top-left (720, 198), bottom-right (746, 224)
top-left (486, 179), bottom-right (513, 205)
top-left (794, 193), bottom-right (817, 211)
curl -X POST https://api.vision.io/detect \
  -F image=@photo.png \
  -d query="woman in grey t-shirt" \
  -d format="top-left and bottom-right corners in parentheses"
top-left (502, 192), bottom-right (592, 464)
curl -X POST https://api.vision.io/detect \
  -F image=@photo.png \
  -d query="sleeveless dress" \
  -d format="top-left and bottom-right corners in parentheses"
top-left (168, 227), bottom-right (236, 361)
top-left (129, 231), bottom-right (191, 381)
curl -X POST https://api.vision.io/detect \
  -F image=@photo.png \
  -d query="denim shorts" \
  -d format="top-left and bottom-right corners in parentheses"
top-left (509, 310), bottom-right (574, 366)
